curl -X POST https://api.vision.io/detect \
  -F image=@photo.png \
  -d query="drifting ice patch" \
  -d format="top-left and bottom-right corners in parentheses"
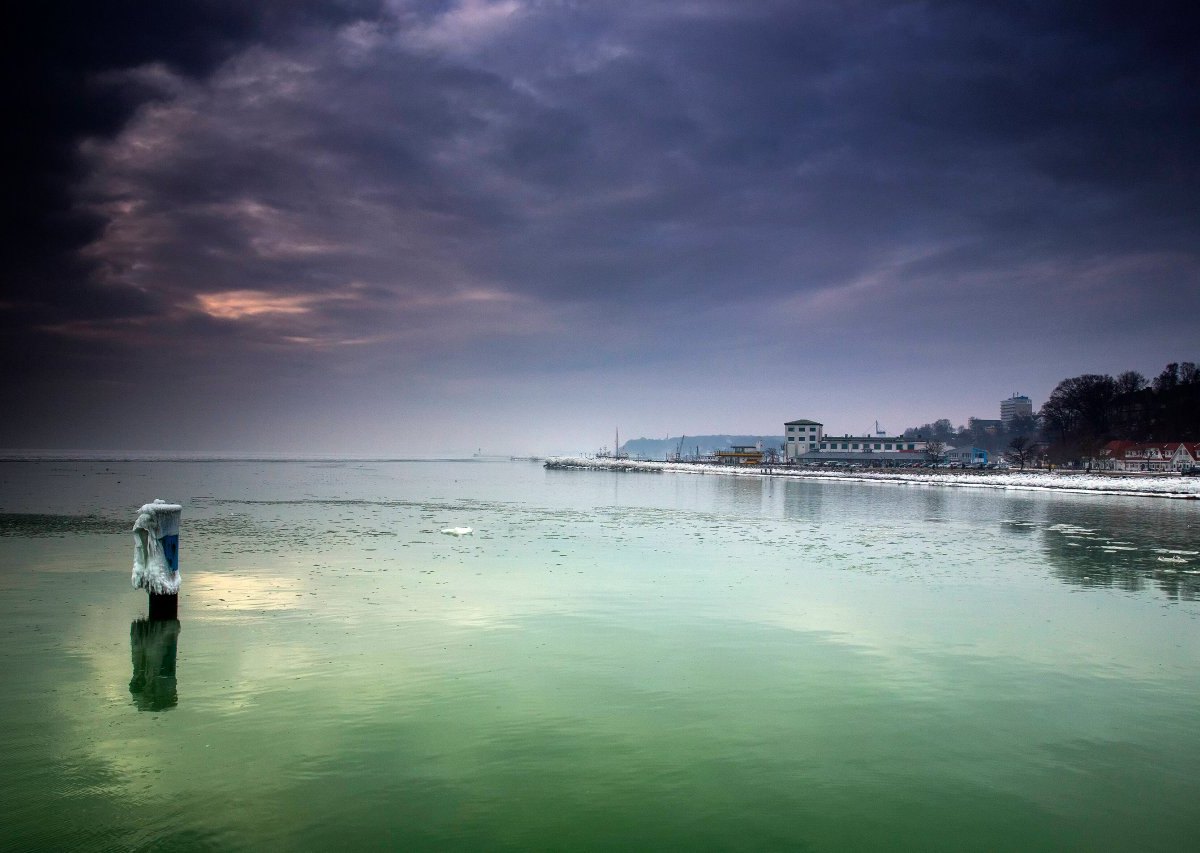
top-left (132, 499), bottom-right (183, 595)
top-left (1047, 524), bottom-right (1098, 535)
top-left (441, 526), bottom-right (473, 536)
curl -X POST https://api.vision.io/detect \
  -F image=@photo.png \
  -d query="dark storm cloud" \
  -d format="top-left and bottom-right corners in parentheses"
top-left (2, 0), bottom-right (387, 385)
top-left (3, 0), bottom-right (1199, 450)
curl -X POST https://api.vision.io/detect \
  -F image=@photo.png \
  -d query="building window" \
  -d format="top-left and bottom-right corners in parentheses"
top-left (885, 444), bottom-right (893, 450)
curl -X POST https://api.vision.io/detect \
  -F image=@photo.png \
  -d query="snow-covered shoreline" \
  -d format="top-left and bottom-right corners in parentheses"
top-left (545, 456), bottom-right (1200, 500)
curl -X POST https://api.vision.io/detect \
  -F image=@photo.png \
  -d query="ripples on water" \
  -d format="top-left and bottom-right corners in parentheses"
top-left (0, 459), bottom-right (1197, 850)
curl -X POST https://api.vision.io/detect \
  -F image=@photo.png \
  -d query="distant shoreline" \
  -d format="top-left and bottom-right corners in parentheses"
top-left (544, 457), bottom-right (1200, 500)
top-left (0, 451), bottom-right (506, 463)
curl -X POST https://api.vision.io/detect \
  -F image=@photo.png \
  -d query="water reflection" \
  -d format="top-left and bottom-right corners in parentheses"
top-left (782, 478), bottom-right (823, 518)
top-left (1033, 499), bottom-right (1200, 601)
top-left (129, 619), bottom-right (180, 711)
top-left (922, 487), bottom-right (949, 521)
top-left (713, 474), bottom-right (774, 516)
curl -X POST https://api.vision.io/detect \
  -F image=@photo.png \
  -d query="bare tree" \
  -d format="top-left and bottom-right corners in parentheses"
top-left (925, 440), bottom-right (947, 467)
top-left (1115, 370), bottom-right (1147, 395)
top-left (1006, 435), bottom-right (1034, 471)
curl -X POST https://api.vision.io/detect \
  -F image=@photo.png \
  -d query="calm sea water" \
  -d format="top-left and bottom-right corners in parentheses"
top-left (1, 459), bottom-right (1197, 851)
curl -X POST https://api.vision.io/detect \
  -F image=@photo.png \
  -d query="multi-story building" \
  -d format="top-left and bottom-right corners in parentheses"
top-left (785, 420), bottom-right (823, 457)
top-left (1098, 441), bottom-right (1199, 472)
top-left (785, 418), bottom-right (927, 464)
top-left (1000, 394), bottom-right (1033, 426)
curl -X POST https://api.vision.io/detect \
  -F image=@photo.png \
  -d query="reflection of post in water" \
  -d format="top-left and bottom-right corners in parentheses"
top-left (129, 619), bottom-right (180, 711)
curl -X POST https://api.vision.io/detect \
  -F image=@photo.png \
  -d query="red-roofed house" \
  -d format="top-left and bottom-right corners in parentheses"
top-left (1099, 441), bottom-right (1199, 472)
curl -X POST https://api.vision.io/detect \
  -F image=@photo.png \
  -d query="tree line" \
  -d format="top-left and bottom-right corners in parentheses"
top-left (904, 361), bottom-right (1199, 466)
top-left (1040, 362), bottom-right (1200, 461)
top-left (902, 415), bottom-right (1037, 454)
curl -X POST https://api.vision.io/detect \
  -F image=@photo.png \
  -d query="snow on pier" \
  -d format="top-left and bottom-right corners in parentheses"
top-left (543, 456), bottom-right (1200, 499)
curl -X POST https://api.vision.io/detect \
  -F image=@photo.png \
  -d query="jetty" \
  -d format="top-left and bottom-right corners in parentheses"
top-left (544, 457), bottom-right (662, 473)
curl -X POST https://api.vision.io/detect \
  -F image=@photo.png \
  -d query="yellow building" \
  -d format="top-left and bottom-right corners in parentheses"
top-left (713, 444), bottom-right (765, 465)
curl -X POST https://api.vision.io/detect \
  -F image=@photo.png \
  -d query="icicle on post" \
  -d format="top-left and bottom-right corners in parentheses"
top-left (132, 499), bottom-right (183, 620)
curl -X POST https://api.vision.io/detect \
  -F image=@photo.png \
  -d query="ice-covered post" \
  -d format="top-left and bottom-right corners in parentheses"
top-left (132, 499), bottom-right (182, 620)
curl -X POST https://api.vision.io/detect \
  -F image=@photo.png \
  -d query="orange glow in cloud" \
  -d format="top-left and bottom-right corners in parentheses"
top-left (196, 290), bottom-right (316, 320)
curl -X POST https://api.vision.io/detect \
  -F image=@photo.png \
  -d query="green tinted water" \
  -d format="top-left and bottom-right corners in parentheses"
top-left (1, 460), bottom-right (1197, 850)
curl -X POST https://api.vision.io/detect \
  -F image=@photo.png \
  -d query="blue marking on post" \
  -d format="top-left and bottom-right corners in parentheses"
top-left (161, 535), bottom-right (179, 574)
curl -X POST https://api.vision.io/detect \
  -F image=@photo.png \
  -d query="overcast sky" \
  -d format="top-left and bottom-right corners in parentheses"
top-left (4, 0), bottom-right (1198, 454)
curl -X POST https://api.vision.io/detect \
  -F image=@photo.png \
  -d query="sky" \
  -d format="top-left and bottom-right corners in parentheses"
top-left (4, 0), bottom-right (1198, 455)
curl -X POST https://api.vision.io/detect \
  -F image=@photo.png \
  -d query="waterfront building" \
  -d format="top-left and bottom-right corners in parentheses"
top-left (714, 443), bottom-right (766, 465)
top-left (944, 446), bottom-right (989, 466)
top-left (785, 420), bottom-right (823, 458)
top-left (785, 418), bottom-right (927, 464)
top-left (1098, 441), bottom-right (1199, 472)
top-left (1001, 394), bottom-right (1033, 426)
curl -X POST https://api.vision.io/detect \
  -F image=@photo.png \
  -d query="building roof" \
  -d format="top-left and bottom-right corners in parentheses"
top-left (823, 435), bottom-right (920, 442)
top-left (784, 419), bottom-right (823, 425)
top-left (1102, 440), bottom-right (1199, 458)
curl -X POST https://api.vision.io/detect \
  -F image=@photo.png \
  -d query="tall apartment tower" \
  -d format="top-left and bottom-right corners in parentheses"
top-left (1000, 394), bottom-right (1033, 426)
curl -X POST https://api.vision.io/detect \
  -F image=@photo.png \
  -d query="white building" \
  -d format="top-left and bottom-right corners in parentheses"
top-left (785, 419), bottom-right (823, 457)
top-left (1001, 394), bottom-right (1033, 426)
top-left (785, 418), bottom-right (927, 464)
top-left (1099, 441), bottom-right (1199, 472)
top-left (944, 446), bottom-right (989, 466)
